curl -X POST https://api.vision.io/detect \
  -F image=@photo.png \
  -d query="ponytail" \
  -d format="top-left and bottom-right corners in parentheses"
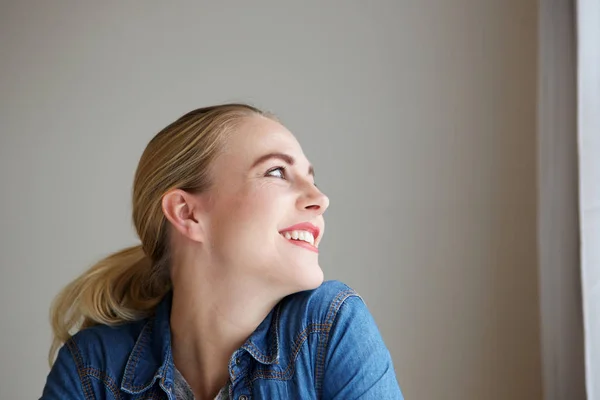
top-left (48, 245), bottom-right (171, 365)
top-left (47, 104), bottom-right (270, 366)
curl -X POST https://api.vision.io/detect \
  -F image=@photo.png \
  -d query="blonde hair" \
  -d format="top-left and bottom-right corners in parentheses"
top-left (48, 104), bottom-right (271, 365)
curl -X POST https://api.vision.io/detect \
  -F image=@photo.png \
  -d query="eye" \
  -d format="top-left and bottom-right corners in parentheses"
top-left (265, 166), bottom-right (286, 179)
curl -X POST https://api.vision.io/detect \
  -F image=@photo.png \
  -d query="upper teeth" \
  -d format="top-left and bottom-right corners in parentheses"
top-left (282, 230), bottom-right (315, 245)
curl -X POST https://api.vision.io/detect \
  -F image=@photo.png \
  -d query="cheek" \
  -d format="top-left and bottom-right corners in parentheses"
top-left (235, 181), bottom-right (290, 220)
top-left (212, 186), bottom-right (286, 245)
top-left (234, 189), bottom-right (276, 223)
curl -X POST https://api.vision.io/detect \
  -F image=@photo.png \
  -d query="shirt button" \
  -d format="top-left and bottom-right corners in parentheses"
top-left (239, 396), bottom-right (248, 400)
top-left (235, 357), bottom-right (241, 365)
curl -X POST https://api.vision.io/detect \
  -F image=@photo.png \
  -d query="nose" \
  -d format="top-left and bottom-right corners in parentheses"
top-left (298, 182), bottom-right (330, 214)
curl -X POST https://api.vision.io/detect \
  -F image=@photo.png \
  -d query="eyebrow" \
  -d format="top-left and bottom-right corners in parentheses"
top-left (251, 152), bottom-right (314, 176)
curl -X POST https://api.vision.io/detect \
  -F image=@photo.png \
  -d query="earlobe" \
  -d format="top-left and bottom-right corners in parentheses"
top-left (161, 189), bottom-right (205, 243)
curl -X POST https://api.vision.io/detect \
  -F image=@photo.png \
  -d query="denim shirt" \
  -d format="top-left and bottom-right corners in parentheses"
top-left (40, 280), bottom-right (404, 399)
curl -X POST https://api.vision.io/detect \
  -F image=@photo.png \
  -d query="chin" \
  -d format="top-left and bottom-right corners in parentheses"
top-left (292, 263), bottom-right (324, 292)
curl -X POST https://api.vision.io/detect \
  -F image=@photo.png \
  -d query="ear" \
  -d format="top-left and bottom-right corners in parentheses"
top-left (161, 189), bottom-right (207, 243)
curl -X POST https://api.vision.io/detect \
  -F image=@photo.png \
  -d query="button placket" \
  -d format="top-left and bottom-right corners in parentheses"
top-left (230, 352), bottom-right (244, 383)
top-left (230, 353), bottom-right (251, 400)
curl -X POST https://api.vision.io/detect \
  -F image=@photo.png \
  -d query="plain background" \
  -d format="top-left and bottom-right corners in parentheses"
top-left (0, 1), bottom-right (550, 399)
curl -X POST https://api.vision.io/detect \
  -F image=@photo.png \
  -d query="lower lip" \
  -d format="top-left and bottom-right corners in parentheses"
top-left (284, 238), bottom-right (319, 253)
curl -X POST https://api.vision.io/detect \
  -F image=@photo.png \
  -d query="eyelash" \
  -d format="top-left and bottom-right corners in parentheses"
top-left (265, 166), bottom-right (318, 187)
top-left (265, 166), bottom-right (287, 179)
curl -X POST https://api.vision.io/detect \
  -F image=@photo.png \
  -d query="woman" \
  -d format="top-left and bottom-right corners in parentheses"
top-left (41, 104), bottom-right (404, 399)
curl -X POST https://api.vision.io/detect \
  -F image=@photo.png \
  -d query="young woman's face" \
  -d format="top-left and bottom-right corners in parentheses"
top-left (203, 115), bottom-right (329, 294)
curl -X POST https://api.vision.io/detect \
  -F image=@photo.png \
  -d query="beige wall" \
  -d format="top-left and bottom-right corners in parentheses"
top-left (0, 1), bottom-right (542, 399)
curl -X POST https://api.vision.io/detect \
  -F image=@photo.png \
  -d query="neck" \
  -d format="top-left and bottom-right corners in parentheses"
top-left (169, 261), bottom-right (281, 400)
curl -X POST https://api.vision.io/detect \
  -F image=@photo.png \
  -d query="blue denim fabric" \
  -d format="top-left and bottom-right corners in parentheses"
top-left (40, 280), bottom-right (404, 399)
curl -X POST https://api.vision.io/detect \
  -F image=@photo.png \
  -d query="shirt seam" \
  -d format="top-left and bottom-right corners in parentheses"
top-left (65, 338), bottom-right (96, 400)
top-left (122, 319), bottom-right (155, 392)
top-left (85, 367), bottom-right (123, 400)
top-left (315, 289), bottom-right (361, 397)
top-left (249, 323), bottom-right (330, 382)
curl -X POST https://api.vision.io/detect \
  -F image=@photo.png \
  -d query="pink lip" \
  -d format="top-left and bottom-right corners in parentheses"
top-left (279, 222), bottom-right (321, 253)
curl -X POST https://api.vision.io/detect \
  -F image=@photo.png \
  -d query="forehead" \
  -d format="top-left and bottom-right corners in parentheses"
top-left (222, 115), bottom-right (306, 164)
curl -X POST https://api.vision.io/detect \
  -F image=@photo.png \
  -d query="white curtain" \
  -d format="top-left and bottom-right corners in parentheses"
top-left (577, 0), bottom-right (600, 398)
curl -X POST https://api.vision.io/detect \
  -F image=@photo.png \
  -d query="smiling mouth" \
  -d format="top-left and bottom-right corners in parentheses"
top-left (278, 223), bottom-right (321, 253)
top-left (281, 230), bottom-right (315, 245)
top-left (280, 231), bottom-right (319, 253)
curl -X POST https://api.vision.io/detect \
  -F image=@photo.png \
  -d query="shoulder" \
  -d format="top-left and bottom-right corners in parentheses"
top-left (43, 319), bottom-right (151, 399)
top-left (275, 281), bottom-right (400, 397)
top-left (279, 280), bottom-right (366, 326)
top-left (69, 319), bottom-right (146, 356)
top-left (63, 319), bottom-right (147, 375)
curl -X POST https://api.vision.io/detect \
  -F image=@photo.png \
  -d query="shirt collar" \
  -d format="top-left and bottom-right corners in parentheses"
top-left (120, 290), bottom-right (281, 394)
